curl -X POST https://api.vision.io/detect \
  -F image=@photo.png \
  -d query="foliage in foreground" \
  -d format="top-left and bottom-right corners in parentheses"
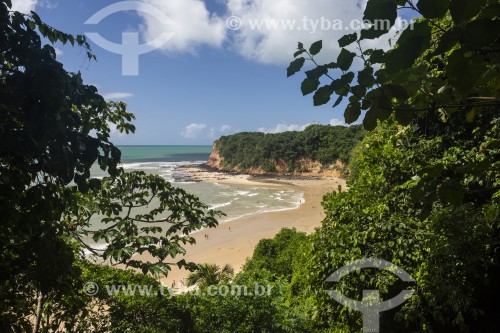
top-left (0, 2), bottom-right (221, 331)
top-left (39, 229), bottom-right (314, 333)
top-left (307, 114), bottom-right (499, 332)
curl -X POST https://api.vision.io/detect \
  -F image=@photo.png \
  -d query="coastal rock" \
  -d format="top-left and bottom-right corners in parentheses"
top-left (206, 142), bottom-right (344, 178)
top-left (207, 142), bottom-right (223, 169)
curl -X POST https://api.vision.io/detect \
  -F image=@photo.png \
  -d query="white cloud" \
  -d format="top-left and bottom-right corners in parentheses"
top-left (226, 0), bottom-right (406, 64)
top-left (208, 124), bottom-right (233, 139)
top-left (54, 47), bottom-right (63, 56)
top-left (258, 122), bottom-right (311, 134)
top-left (39, 0), bottom-right (57, 10)
top-left (209, 127), bottom-right (216, 139)
top-left (11, 0), bottom-right (38, 13)
top-left (102, 92), bottom-right (134, 100)
top-left (136, 0), bottom-right (406, 65)
top-left (181, 123), bottom-right (207, 139)
top-left (139, 0), bottom-right (226, 54)
top-left (226, 0), bottom-right (371, 65)
top-left (329, 118), bottom-right (346, 126)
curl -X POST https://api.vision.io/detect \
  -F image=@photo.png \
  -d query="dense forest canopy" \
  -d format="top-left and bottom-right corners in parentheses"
top-left (216, 124), bottom-right (365, 173)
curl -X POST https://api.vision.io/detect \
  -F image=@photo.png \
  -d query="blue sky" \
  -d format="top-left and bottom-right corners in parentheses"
top-left (12, 0), bottom-right (415, 144)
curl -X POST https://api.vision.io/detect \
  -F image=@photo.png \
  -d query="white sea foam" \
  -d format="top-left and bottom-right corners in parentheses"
top-left (120, 161), bottom-right (205, 183)
top-left (90, 153), bottom-right (307, 243)
top-left (208, 201), bottom-right (233, 210)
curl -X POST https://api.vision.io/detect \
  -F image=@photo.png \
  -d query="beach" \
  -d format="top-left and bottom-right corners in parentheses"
top-left (157, 166), bottom-right (346, 290)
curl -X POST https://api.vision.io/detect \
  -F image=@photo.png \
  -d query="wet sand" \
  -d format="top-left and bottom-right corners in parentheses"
top-left (151, 167), bottom-right (345, 290)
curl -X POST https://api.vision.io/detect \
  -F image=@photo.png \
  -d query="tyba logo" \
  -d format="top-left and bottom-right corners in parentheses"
top-left (85, 1), bottom-right (174, 76)
top-left (326, 258), bottom-right (415, 332)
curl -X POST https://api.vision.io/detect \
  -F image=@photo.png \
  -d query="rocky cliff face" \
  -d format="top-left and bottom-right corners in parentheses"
top-left (205, 143), bottom-right (344, 178)
top-left (206, 142), bottom-right (222, 169)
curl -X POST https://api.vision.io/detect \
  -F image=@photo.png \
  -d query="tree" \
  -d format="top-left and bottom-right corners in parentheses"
top-left (215, 125), bottom-right (365, 173)
top-left (289, 0), bottom-right (499, 129)
top-left (242, 228), bottom-right (308, 281)
top-left (0, 2), bottom-right (222, 330)
top-left (286, 0), bottom-right (499, 331)
top-left (288, 0), bottom-right (499, 209)
top-left (187, 263), bottom-right (234, 288)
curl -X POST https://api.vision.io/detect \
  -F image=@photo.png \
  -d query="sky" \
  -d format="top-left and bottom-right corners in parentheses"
top-left (11, 0), bottom-right (416, 145)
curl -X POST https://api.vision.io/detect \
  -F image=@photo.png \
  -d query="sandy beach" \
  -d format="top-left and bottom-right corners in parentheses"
top-left (156, 166), bottom-right (346, 290)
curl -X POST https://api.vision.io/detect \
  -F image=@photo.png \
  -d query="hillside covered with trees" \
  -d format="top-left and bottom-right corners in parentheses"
top-left (210, 124), bottom-right (365, 174)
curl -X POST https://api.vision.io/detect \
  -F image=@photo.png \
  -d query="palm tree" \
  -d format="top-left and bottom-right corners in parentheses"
top-left (186, 263), bottom-right (234, 288)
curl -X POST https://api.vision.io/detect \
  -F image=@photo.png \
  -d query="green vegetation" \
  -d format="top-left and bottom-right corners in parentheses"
top-left (216, 124), bottom-right (365, 173)
top-left (58, 229), bottom-right (312, 333)
top-left (285, 0), bottom-right (500, 330)
top-left (0, 2), bottom-right (221, 331)
top-left (186, 263), bottom-right (234, 288)
top-left (2, 0), bottom-right (499, 332)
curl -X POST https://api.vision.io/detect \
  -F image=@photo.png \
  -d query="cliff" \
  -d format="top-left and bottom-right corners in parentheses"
top-left (206, 143), bottom-right (345, 178)
top-left (206, 143), bottom-right (223, 169)
top-left (205, 124), bottom-right (364, 178)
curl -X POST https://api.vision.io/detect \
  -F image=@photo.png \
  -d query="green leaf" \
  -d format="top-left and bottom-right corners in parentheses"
top-left (358, 67), bottom-right (375, 87)
top-left (395, 110), bottom-right (415, 126)
top-left (341, 72), bottom-right (355, 84)
top-left (465, 108), bottom-right (478, 122)
top-left (446, 49), bottom-right (487, 96)
top-left (344, 102), bottom-right (361, 124)
top-left (417, 0), bottom-right (450, 19)
top-left (332, 95), bottom-right (343, 108)
top-left (384, 21), bottom-right (431, 74)
top-left (463, 19), bottom-right (500, 50)
top-left (370, 50), bottom-right (385, 65)
top-left (305, 65), bottom-right (328, 80)
top-left (478, 3), bottom-right (500, 20)
top-left (338, 33), bottom-right (357, 47)
top-left (361, 0), bottom-right (398, 39)
top-left (313, 86), bottom-right (334, 106)
top-left (330, 79), bottom-right (343, 91)
top-left (485, 139), bottom-right (500, 150)
top-left (27, 20), bottom-right (36, 30)
top-left (351, 85), bottom-right (367, 99)
top-left (301, 78), bottom-right (320, 96)
top-left (431, 28), bottom-right (462, 56)
top-left (438, 180), bottom-right (465, 206)
top-left (382, 84), bottom-right (408, 100)
top-left (294, 49), bottom-right (305, 58)
top-left (309, 40), bottom-right (323, 56)
top-left (363, 107), bottom-right (379, 131)
top-left (337, 48), bottom-right (356, 71)
top-left (450, 0), bottom-right (486, 24)
top-left (287, 57), bottom-right (305, 77)
top-left (335, 84), bottom-right (350, 97)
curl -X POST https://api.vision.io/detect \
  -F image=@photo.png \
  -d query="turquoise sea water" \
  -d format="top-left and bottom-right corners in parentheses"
top-left (90, 145), bottom-right (303, 226)
top-left (119, 145), bottom-right (212, 163)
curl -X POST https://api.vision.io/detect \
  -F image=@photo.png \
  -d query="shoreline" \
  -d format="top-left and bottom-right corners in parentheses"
top-left (154, 165), bottom-right (346, 291)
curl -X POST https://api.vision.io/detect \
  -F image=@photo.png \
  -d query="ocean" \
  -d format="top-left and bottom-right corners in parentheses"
top-left (90, 146), bottom-right (304, 224)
